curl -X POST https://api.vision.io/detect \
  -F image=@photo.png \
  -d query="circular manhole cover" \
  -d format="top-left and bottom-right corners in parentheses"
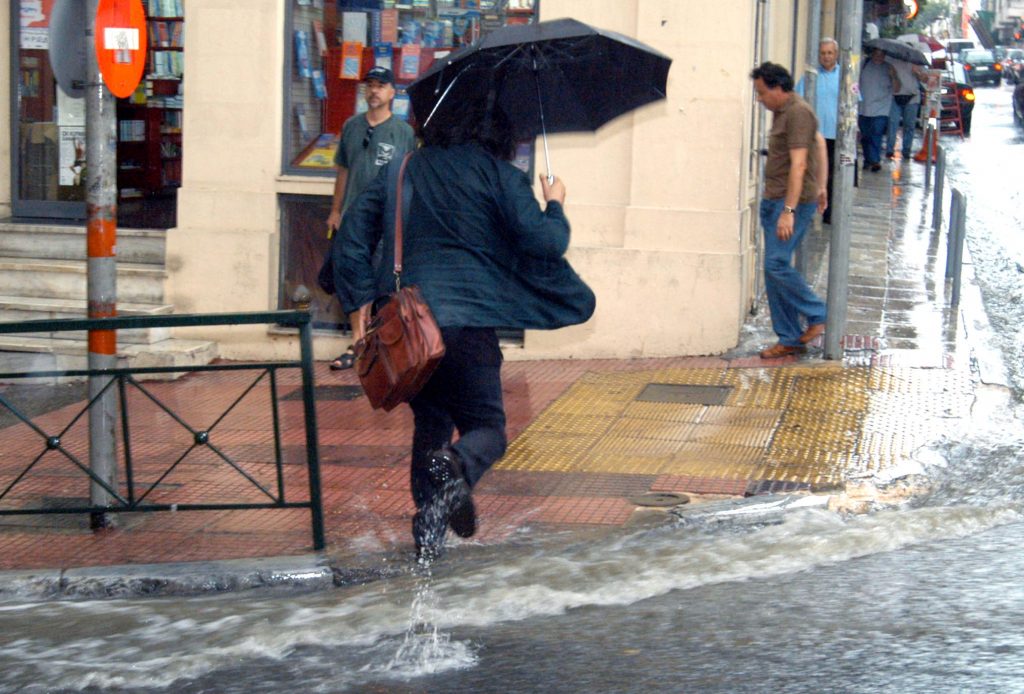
top-left (628, 492), bottom-right (690, 507)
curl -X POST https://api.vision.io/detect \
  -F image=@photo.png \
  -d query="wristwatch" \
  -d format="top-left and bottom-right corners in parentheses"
top-left (783, 205), bottom-right (796, 214)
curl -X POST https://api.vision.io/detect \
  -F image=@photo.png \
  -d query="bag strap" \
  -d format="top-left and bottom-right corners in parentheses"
top-left (393, 151), bottom-right (414, 289)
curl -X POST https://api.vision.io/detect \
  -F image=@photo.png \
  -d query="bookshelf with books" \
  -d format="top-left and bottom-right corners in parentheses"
top-left (116, 1), bottom-right (185, 200)
top-left (286, 0), bottom-right (537, 171)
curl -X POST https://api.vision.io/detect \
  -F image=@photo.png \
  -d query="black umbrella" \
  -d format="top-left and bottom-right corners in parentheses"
top-left (407, 18), bottom-right (671, 179)
top-left (864, 38), bottom-right (930, 66)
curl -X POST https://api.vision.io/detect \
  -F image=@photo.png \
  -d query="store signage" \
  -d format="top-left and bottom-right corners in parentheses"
top-left (94, 0), bottom-right (147, 98)
top-left (49, 0), bottom-right (87, 98)
top-left (20, 0), bottom-right (54, 50)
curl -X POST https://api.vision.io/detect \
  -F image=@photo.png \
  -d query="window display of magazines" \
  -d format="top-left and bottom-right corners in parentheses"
top-left (285, 0), bottom-right (536, 172)
top-left (147, 0), bottom-right (183, 17)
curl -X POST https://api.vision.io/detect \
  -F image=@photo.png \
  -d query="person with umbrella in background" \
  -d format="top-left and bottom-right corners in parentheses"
top-left (858, 48), bottom-right (900, 172)
top-left (885, 56), bottom-right (928, 160)
top-left (335, 18), bottom-right (667, 561)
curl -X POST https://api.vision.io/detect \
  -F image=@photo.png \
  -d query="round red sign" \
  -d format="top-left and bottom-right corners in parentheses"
top-left (94, 0), bottom-right (148, 98)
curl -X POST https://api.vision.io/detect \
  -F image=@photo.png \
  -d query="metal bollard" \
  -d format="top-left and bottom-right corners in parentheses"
top-left (945, 188), bottom-right (961, 279)
top-left (950, 190), bottom-right (967, 307)
top-left (932, 146), bottom-right (945, 233)
top-left (924, 124), bottom-right (934, 189)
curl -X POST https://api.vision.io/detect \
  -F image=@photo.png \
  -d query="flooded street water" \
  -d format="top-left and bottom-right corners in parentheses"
top-left (3, 88), bottom-right (1024, 693)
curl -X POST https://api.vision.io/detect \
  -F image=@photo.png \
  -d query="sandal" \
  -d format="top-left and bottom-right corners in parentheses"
top-left (329, 346), bottom-right (356, 370)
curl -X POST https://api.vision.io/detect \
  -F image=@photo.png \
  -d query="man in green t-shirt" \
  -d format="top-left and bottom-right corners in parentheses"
top-left (325, 66), bottom-right (415, 370)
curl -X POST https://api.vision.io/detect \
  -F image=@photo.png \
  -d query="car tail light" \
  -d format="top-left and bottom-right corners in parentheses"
top-left (995, 63), bottom-right (1003, 70)
top-left (964, 63), bottom-right (972, 70)
top-left (961, 88), bottom-right (975, 102)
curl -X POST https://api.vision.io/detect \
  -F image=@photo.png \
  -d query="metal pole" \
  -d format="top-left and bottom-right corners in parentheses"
top-left (951, 190), bottom-right (967, 307)
top-left (946, 187), bottom-right (961, 278)
top-left (752, 0), bottom-right (771, 315)
top-left (823, 0), bottom-right (861, 359)
top-left (299, 319), bottom-right (325, 551)
top-left (932, 146), bottom-right (945, 233)
top-left (924, 124), bottom-right (933, 189)
top-left (795, 0), bottom-right (823, 278)
top-left (85, 0), bottom-right (120, 529)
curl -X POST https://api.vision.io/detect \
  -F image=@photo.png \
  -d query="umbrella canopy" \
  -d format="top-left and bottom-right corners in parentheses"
top-left (407, 18), bottom-right (672, 141)
top-left (864, 37), bottom-right (930, 66)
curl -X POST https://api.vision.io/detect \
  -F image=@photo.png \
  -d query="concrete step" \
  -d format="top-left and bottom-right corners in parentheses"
top-left (0, 335), bottom-right (219, 383)
top-left (0, 222), bottom-right (166, 265)
top-left (0, 295), bottom-right (174, 344)
top-left (0, 257), bottom-right (166, 304)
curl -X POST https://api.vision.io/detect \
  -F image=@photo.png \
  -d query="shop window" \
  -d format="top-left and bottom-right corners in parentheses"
top-left (282, 0), bottom-right (538, 176)
top-left (278, 194), bottom-right (342, 327)
top-left (13, 0), bottom-right (87, 216)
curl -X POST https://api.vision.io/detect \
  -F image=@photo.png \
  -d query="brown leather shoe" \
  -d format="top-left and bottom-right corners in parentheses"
top-left (800, 323), bottom-right (825, 344)
top-left (759, 343), bottom-right (805, 359)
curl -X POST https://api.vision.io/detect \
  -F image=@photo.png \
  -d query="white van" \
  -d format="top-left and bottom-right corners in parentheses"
top-left (946, 39), bottom-right (976, 58)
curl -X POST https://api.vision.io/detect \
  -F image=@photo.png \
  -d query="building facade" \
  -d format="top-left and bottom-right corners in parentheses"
top-left (2, 0), bottom-right (833, 362)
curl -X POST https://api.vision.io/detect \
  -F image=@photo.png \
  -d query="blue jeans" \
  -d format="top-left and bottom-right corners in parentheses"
top-left (760, 198), bottom-right (827, 346)
top-left (858, 114), bottom-right (888, 165)
top-left (886, 99), bottom-right (920, 157)
top-left (409, 327), bottom-right (507, 511)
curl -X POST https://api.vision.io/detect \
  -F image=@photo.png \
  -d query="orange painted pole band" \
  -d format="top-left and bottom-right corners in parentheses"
top-left (88, 330), bottom-right (117, 355)
top-left (87, 217), bottom-right (117, 258)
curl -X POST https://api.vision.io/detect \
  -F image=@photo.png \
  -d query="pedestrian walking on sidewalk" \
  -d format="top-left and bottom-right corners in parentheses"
top-left (796, 38), bottom-right (840, 224)
top-left (858, 49), bottom-right (899, 171)
top-left (885, 57), bottom-right (927, 160)
top-left (324, 67), bottom-right (415, 371)
top-left (333, 101), bottom-right (595, 560)
top-left (751, 62), bottom-right (829, 359)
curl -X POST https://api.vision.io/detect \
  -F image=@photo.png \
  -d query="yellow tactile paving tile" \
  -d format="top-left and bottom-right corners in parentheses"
top-left (588, 435), bottom-right (682, 457)
top-left (574, 452), bottom-right (677, 475)
top-left (500, 365), bottom-right (967, 487)
top-left (685, 423), bottom-right (775, 449)
top-left (622, 401), bottom-right (705, 423)
top-left (605, 418), bottom-right (697, 442)
top-left (699, 406), bottom-right (782, 427)
top-left (529, 413), bottom-right (618, 437)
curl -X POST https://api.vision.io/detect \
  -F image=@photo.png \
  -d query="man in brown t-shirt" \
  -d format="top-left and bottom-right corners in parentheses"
top-left (751, 62), bottom-right (829, 359)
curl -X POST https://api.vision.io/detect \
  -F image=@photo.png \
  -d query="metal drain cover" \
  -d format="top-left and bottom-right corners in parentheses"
top-left (628, 492), bottom-right (690, 507)
top-left (635, 383), bottom-right (732, 405)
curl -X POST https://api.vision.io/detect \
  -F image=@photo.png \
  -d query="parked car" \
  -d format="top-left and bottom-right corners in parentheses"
top-left (940, 62), bottom-right (976, 136)
top-left (960, 49), bottom-right (1003, 86)
top-left (1002, 48), bottom-right (1024, 85)
top-left (1014, 80), bottom-right (1024, 126)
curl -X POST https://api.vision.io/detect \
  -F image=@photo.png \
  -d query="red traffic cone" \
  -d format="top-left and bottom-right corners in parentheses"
top-left (913, 127), bottom-right (938, 163)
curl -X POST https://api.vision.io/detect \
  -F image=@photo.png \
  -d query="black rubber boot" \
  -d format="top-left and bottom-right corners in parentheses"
top-left (427, 448), bottom-right (476, 538)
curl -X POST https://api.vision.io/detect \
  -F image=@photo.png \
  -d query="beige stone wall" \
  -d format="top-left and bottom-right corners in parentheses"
top-left (520, 0), bottom-right (760, 359)
top-left (0, 6), bottom-right (10, 218)
top-left (165, 0), bottom-right (816, 361)
top-left (165, 1), bottom-right (290, 353)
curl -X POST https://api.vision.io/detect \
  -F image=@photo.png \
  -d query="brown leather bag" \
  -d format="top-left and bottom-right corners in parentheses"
top-left (355, 153), bottom-right (445, 411)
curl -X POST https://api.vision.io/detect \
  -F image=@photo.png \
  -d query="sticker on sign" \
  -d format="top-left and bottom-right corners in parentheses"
top-left (104, 28), bottom-right (140, 51)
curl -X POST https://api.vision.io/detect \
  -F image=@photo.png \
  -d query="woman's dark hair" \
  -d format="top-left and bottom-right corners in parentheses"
top-left (750, 61), bottom-right (794, 92)
top-left (420, 93), bottom-right (517, 161)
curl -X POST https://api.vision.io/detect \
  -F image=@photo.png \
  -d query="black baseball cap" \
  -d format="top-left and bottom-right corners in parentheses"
top-left (363, 66), bottom-right (394, 85)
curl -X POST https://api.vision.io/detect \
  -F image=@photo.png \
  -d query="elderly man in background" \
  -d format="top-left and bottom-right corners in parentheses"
top-left (797, 37), bottom-right (840, 224)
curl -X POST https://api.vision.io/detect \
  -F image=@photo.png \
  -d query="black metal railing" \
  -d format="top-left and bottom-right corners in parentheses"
top-left (0, 311), bottom-right (325, 550)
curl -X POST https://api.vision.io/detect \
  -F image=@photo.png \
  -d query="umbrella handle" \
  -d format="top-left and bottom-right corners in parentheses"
top-left (532, 49), bottom-right (554, 185)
